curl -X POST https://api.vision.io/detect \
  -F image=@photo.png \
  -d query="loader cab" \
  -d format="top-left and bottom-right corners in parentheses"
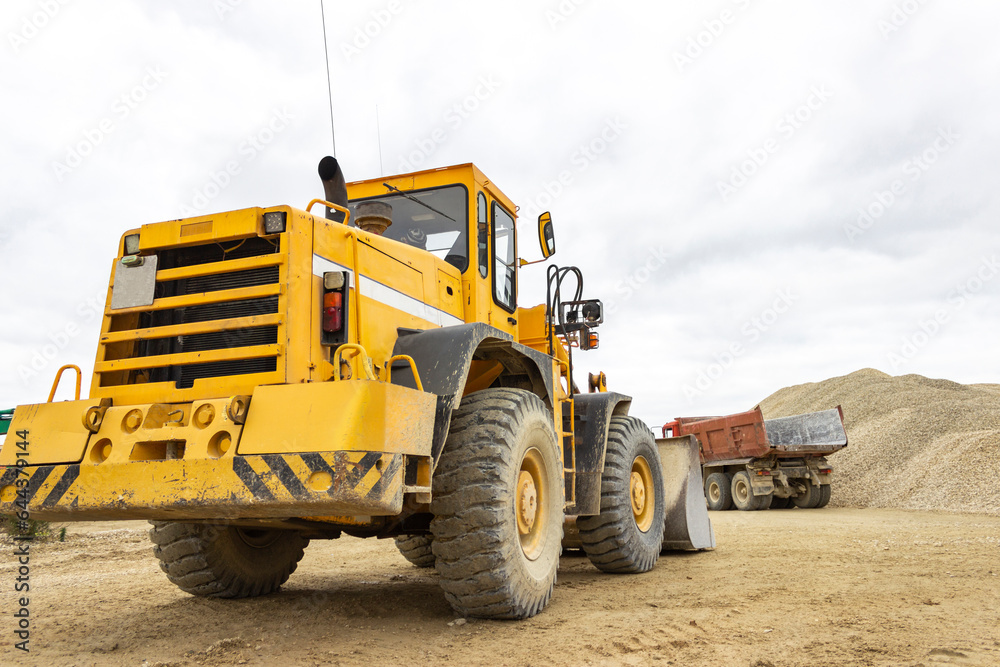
top-left (346, 164), bottom-right (529, 336)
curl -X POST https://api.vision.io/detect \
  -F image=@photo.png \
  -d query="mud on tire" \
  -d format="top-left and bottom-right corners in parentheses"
top-left (577, 416), bottom-right (666, 574)
top-left (149, 522), bottom-right (307, 598)
top-left (394, 535), bottom-right (435, 568)
top-left (430, 388), bottom-right (563, 620)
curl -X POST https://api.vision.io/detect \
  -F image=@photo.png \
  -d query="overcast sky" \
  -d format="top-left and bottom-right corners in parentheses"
top-left (1, 0), bottom-right (997, 429)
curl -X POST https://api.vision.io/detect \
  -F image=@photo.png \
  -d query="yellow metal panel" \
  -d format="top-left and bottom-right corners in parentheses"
top-left (95, 343), bottom-right (282, 373)
top-left (139, 208), bottom-right (263, 250)
top-left (155, 253), bottom-right (283, 282)
top-left (109, 282), bottom-right (282, 315)
top-left (0, 401), bottom-right (97, 466)
top-left (91, 370), bottom-right (285, 404)
top-left (284, 210), bottom-right (314, 384)
top-left (237, 380), bottom-right (436, 456)
top-left (99, 313), bottom-right (283, 344)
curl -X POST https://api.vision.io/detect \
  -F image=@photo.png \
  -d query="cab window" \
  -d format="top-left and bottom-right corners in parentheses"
top-left (477, 192), bottom-right (488, 278)
top-left (348, 185), bottom-right (469, 272)
top-left (491, 202), bottom-right (516, 312)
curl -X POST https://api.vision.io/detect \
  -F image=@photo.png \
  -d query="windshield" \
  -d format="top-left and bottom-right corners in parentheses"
top-left (348, 185), bottom-right (469, 272)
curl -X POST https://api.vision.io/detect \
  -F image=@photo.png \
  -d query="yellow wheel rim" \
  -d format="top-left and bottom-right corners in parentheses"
top-left (630, 455), bottom-right (655, 533)
top-left (517, 447), bottom-right (547, 561)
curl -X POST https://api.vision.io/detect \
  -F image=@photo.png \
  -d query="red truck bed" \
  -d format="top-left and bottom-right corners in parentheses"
top-left (663, 406), bottom-right (847, 464)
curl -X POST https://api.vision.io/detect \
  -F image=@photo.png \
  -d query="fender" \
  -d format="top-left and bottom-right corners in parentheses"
top-left (389, 323), bottom-right (556, 463)
top-left (568, 391), bottom-right (632, 515)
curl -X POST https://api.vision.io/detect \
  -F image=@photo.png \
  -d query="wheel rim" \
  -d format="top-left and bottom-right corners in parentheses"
top-left (235, 527), bottom-right (282, 549)
top-left (734, 479), bottom-right (750, 504)
top-left (630, 455), bottom-right (655, 533)
top-left (517, 447), bottom-right (547, 561)
top-left (708, 481), bottom-right (721, 504)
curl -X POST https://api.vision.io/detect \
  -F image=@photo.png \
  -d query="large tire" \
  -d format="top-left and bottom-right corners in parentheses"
top-left (769, 495), bottom-right (792, 510)
top-left (704, 472), bottom-right (733, 511)
top-left (394, 535), bottom-right (435, 568)
top-left (430, 388), bottom-right (563, 619)
top-left (792, 483), bottom-right (824, 509)
top-left (816, 483), bottom-right (832, 508)
top-left (149, 522), bottom-right (307, 598)
top-left (731, 471), bottom-right (769, 511)
top-left (577, 416), bottom-right (666, 574)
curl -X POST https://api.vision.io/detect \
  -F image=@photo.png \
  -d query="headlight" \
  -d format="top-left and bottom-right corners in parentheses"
top-left (263, 211), bottom-right (287, 234)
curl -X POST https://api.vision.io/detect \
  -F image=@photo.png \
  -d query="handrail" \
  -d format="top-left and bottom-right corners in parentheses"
top-left (385, 355), bottom-right (424, 392)
top-left (306, 199), bottom-right (352, 226)
top-left (47, 364), bottom-right (82, 402)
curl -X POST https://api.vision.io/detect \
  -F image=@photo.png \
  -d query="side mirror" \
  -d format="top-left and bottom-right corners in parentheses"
top-left (538, 212), bottom-right (555, 259)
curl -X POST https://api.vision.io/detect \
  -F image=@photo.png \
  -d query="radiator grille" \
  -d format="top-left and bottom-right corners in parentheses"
top-left (101, 236), bottom-right (284, 391)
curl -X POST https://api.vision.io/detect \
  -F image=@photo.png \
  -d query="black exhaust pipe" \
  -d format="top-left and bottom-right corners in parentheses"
top-left (318, 156), bottom-right (349, 223)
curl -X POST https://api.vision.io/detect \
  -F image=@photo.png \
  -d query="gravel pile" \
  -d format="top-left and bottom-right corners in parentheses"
top-left (758, 368), bottom-right (1000, 516)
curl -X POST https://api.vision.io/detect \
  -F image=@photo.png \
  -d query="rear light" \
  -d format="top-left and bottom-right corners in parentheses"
top-left (755, 470), bottom-right (771, 476)
top-left (819, 468), bottom-right (832, 474)
top-left (581, 331), bottom-right (599, 350)
top-left (323, 291), bottom-right (343, 333)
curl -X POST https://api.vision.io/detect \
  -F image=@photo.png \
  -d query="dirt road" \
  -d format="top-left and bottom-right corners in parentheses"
top-left (2, 509), bottom-right (998, 666)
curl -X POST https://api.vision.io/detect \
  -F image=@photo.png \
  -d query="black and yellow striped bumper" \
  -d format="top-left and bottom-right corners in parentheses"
top-left (0, 451), bottom-right (403, 522)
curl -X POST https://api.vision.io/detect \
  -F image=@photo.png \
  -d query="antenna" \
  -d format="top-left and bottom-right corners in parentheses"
top-left (319, 0), bottom-right (337, 156)
top-left (376, 105), bottom-right (384, 176)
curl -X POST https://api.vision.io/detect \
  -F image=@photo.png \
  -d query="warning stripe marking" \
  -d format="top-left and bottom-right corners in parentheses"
top-left (263, 454), bottom-right (309, 500)
top-left (0, 467), bottom-right (18, 488)
top-left (232, 457), bottom-right (275, 501)
top-left (41, 465), bottom-right (79, 508)
top-left (369, 455), bottom-right (402, 499)
top-left (24, 467), bottom-right (54, 504)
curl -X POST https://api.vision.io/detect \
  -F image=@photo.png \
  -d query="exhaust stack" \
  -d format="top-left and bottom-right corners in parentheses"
top-left (318, 156), bottom-right (349, 223)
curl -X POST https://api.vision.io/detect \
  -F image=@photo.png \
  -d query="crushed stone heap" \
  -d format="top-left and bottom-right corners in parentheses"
top-left (758, 368), bottom-right (1000, 516)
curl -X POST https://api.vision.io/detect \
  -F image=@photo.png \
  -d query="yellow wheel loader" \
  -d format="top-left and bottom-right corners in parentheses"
top-left (1, 158), bottom-right (713, 619)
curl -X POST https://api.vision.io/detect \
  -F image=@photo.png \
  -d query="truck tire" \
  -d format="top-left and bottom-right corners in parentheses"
top-left (769, 496), bottom-right (792, 509)
top-left (704, 472), bottom-right (733, 511)
top-left (149, 522), bottom-right (307, 598)
top-left (816, 484), bottom-right (832, 508)
top-left (577, 416), bottom-right (666, 574)
top-left (731, 471), bottom-right (768, 511)
top-left (430, 388), bottom-right (563, 619)
top-left (792, 483), bottom-right (823, 509)
top-left (394, 535), bottom-right (435, 568)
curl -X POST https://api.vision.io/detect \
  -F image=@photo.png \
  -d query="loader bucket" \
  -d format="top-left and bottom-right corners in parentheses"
top-left (657, 434), bottom-right (715, 551)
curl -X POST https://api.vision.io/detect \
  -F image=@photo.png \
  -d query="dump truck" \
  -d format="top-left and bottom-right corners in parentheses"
top-left (1, 157), bottom-right (713, 619)
top-left (663, 406), bottom-right (847, 511)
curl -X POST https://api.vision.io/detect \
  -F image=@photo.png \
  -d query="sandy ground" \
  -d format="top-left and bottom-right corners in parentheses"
top-left (1, 509), bottom-right (998, 667)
